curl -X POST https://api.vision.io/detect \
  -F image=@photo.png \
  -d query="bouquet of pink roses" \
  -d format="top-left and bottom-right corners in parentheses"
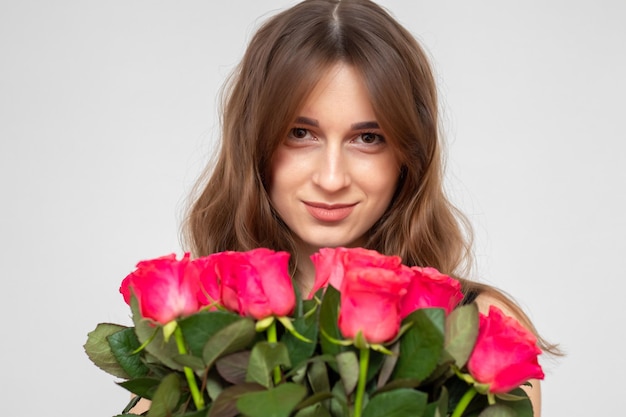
top-left (84, 247), bottom-right (544, 417)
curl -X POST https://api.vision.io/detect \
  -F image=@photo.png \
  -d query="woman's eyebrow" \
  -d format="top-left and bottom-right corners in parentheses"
top-left (294, 116), bottom-right (319, 127)
top-left (351, 121), bottom-right (380, 130)
top-left (294, 118), bottom-right (380, 132)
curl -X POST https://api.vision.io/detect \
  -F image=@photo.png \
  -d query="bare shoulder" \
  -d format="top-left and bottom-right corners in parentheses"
top-left (130, 397), bottom-right (150, 414)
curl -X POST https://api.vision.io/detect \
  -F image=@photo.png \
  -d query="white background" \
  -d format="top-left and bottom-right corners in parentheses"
top-left (1, 1), bottom-right (624, 415)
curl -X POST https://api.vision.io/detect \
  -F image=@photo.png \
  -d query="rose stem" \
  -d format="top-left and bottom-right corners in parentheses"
top-left (353, 347), bottom-right (370, 417)
top-left (266, 319), bottom-right (281, 385)
top-left (450, 386), bottom-right (478, 417)
top-left (174, 326), bottom-right (205, 410)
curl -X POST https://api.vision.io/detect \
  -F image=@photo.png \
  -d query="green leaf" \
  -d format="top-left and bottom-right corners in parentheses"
top-left (202, 317), bottom-right (256, 367)
top-left (208, 382), bottom-right (265, 417)
top-left (307, 359), bottom-right (331, 394)
top-left (215, 351), bottom-right (250, 384)
top-left (478, 404), bottom-right (517, 417)
top-left (445, 303), bottom-right (479, 368)
top-left (180, 409), bottom-right (210, 417)
top-left (336, 350), bottom-right (359, 396)
top-left (84, 323), bottom-right (131, 379)
top-left (108, 327), bottom-right (149, 378)
top-left (377, 342), bottom-right (399, 388)
top-left (301, 298), bottom-right (319, 317)
top-left (237, 383), bottom-right (307, 417)
top-left (318, 286), bottom-right (345, 360)
top-left (204, 368), bottom-right (224, 401)
top-left (179, 310), bottom-right (244, 357)
top-left (131, 298), bottom-right (182, 370)
top-left (118, 377), bottom-right (161, 399)
top-left (495, 388), bottom-right (533, 417)
top-left (329, 381), bottom-right (349, 417)
top-left (295, 391), bottom-right (335, 410)
top-left (246, 341), bottom-right (292, 388)
top-left (362, 388), bottom-right (428, 417)
top-left (174, 354), bottom-right (206, 371)
top-left (294, 403), bottom-right (333, 417)
top-left (495, 392), bottom-right (526, 402)
top-left (376, 378), bottom-right (420, 393)
top-left (419, 359), bottom-right (455, 388)
top-left (281, 309), bottom-right (319, 367)
top-left (393, 308), bottom-right (445, 382)
top-left (147, 373), bottom-right (182, 417)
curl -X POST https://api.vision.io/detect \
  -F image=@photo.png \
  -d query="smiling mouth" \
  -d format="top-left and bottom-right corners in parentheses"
top-left (304, 202), bottom-right (356, 222)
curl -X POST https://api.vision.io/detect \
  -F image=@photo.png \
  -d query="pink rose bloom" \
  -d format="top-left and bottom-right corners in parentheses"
top-left (211, 248), bottom-right (295, 319)
top-left (338, 265), bottom-right (413, 344)
top-left (195, 255), bottom-right (221, 309)
top-left (119, 253), bottom-right (204, 324)
top-left (467, 305), bottom-right (545, 393)
top-left (399, 266), bottom-right (464, 318)
top-left (311, 248), bottom-right (416, 344)
top-left (309, 247), bottom-right (405, 298)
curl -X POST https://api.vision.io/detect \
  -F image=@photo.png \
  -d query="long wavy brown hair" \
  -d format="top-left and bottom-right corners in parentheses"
top-left (183, 0), bottom-right (559, 354)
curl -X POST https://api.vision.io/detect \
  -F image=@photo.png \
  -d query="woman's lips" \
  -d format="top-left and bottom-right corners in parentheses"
top-left (304, 202), bottom-right (356, 222)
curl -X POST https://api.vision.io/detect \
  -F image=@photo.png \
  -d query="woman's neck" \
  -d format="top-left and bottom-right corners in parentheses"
top-left (294, 258), bottom-right (315, 297)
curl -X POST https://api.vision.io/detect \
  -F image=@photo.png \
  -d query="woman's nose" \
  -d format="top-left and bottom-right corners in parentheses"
top-left (311, 143), bottom-right (351, 192)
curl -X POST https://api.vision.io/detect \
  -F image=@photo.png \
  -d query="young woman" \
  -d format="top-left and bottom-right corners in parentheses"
top-left (136, 0), bottom-right (559, 414)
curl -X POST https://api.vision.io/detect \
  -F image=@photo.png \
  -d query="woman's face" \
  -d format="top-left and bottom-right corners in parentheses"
top-left (269, 63), bottom-right (400, 257)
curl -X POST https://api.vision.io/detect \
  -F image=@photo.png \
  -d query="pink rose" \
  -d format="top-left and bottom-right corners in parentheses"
top-left (119, 253), bottom-right (205, 324)
top-left (309, 247), bottom-right (405, 298)
top-left (338, 265), bottom-right (413, 344)
top-left (311, 247), bottom-right (414, 344)
top-left (210, 248), bottom-right (295, 319)
top-left (467, 305), bottom-right (545, 393)
top-left (399, 267), bottom-right (464, 318)
top-left (195, 255), bottom-right (221, 309)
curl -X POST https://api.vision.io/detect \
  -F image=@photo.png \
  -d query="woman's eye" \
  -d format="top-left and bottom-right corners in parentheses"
top-left (357, 132), bottom-right (385, 145)
top-left (289, 128), bottom-right (312, 140)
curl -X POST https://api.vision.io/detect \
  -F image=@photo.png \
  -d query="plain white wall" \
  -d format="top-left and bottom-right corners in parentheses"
top-left (1, 1), bottom-right (624, 415)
